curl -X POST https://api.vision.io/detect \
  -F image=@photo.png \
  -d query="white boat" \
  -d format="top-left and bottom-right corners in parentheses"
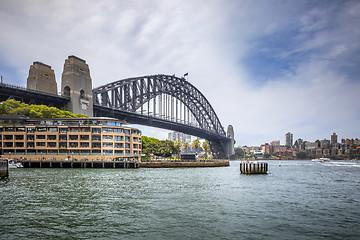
top-left (8, 159), bottom-right (24, 168)
top-left (311, 158), bottom-right (330, 162)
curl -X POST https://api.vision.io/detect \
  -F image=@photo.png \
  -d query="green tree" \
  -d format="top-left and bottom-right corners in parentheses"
top-left (192, 139), bottom-right (200, 154)
top-left (142, 136), bottom-right (160, 155)
top-left (183, 142), bottom-right (189, 153)
top-left (230, 147), bottom-right (244, 160)
top-left (0, 99), bottom-right (87, 118)
top-left (174, 139), bottom-right (182, 159)
top-left (158, 140), bottom-right (176, 157)
top-left (202, 140), bottom-right (210, 159)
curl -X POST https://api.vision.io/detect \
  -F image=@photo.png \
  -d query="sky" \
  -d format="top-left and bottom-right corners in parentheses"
top-left (0, 0), bottom-right (359, 146)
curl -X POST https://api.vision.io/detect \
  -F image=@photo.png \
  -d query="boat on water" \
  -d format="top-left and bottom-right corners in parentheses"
top-left (8, 159), bottom-right (24, 168)
top-left (311, 158), bottom-right (330, 162)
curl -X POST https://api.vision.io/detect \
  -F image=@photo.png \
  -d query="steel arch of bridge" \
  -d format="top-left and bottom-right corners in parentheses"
top-left (93, 75), bottom-right (226, 138)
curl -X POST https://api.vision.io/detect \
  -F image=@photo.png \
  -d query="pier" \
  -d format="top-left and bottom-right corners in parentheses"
top-left (20, 160), bottom-right (140, 169)
top-left (240, 162), bottom-right (268, 174)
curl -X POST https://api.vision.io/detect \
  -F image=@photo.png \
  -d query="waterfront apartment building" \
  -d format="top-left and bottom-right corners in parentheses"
top-left (0, 116), bottom-right (141, 160)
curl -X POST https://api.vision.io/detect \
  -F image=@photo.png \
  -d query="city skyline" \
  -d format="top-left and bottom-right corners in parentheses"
top-left (1, 0), bottom-right (359, 146)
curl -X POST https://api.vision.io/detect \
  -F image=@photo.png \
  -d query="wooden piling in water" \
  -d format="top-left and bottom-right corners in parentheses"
top-left (0, 160), bottom-right (9, 179)
top-left (240, 162), bottom-right (268, 174)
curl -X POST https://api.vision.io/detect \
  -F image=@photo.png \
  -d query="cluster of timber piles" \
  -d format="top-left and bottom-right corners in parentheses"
top-left (0, 160), bottom-right (8, 179)
top-left (240, 161), bottom-right (268, 174)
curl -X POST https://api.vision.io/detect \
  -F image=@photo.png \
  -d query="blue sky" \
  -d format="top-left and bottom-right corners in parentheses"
top-left (0, 0), bottom-right (359, 146)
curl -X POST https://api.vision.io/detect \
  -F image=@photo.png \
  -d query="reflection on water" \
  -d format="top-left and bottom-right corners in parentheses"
top-left (1, 160), bottom-right (359, 239)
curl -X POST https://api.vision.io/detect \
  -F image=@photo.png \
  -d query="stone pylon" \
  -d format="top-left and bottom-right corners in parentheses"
top-left (27, 62), bottom-right (58, 95)
top-left (227, 125), bottom-right (235, 156)
top-left (61, 55), bottom-right (93, 116)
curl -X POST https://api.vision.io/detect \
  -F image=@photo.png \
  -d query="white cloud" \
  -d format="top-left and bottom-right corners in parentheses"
top-left (0, 0), bottom-right (359, 146)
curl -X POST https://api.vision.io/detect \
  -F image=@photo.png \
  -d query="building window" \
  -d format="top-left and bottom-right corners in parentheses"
top-left (92, 135), bottom-right (101, 141)
top-left (92, 128), bottom-right (101, 134)
top-left (69, 135), bottom-right (78, 140)
top-left (80, 89), bottom-right (85, 99)
top-left (59, 143), bottom-right (67, 148)
top-left (92, 143), bottom-right (101, 148)
top-left (59, 135), bottom-right (67, 141)
top-left (80, 142), bottom-right (89, 148)
top-left (103, 135), bottom-right (113, 140)
top-left (80, 135), bottom-right (89, 140)
top-left (103, 142), bottom-right (113, 147)
top-left (64, 86), bottom-right (70, 96)
top-left (124, 129), bottom-right (130, 135)
top-left (103, 150), bottom-right (113, 155)
top-left (59, 128), bottom-right (68, 133)
top-left (16, 127), bottom-right (25, 131)
top-left (125, 136), bottom-right (130, 142)
top-left (102, 128), bottom-right (113, 133)
top-left (115, 143), bottom-right (123, 148)
top-left (27, 135), bottom-right (34, 141)
top-left (80, 127), bottom-right (90, 132)
top-left (114, 150), bottom-right (123, 155)
top-left (15, 142), bottom-right (24, 147)
top-left (113, 128), bottom-right (122, 133)
top-left (36, 135), bottom-right (46, 139)
top-left (15, 135), bottom-right (24, 140)
top-left (37, 127), bottom-right (47, 132)
top-left (27, 142), bottom-right (35, 148)
top-left (114, 136), bottom-right (123, 141)
top-left (36, 142), bottom-right (46, 147)
top-left (4, 135), bottom-right (13, 140)
top-left (69, 142), bottom-right (78, 148)
top-left (48, 127), bottom-right (58, 132)
top-left (69, 127), bottom-right (80, 132)
top-left (27, 128), bottom-right (35, 133)
top-left (4, 142), bottom-right (13, 147)
top-left (105, 121), bottom-right (116, 126)
top-left (47, 135), bottom-right (57, 140)
top-left (47, 142), bottom-right (56, 148)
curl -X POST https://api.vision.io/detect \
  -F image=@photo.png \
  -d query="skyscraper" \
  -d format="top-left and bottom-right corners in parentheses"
top-left (285, 132), bottom-right (293, 147)
top-left (331, 133), bottom-right (338, 145)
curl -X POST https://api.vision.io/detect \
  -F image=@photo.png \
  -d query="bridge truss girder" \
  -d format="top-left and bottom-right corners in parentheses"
top-left (93, 75), bottom-right (226, 137)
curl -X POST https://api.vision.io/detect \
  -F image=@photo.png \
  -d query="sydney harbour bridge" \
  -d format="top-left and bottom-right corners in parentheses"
top-left (0, 56), bottom-right (234, 158)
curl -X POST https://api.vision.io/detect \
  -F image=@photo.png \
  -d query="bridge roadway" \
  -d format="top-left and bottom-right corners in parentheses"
top-left (93, 104), bottom-right (230, 143)
top-left (0, 82), bottom-right (69, 108)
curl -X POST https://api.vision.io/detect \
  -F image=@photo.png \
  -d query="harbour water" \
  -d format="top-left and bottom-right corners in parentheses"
top-left (1, 160), bottom-right (359, 239)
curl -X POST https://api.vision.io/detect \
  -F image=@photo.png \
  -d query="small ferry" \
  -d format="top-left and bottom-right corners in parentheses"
top-left (311, 158), bottom-right (330, 162)
top-left (8, 159), bottom-right (24, 168)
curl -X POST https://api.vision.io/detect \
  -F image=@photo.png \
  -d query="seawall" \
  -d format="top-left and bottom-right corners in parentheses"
top-left (140, 160), bottom-right (229, 168)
